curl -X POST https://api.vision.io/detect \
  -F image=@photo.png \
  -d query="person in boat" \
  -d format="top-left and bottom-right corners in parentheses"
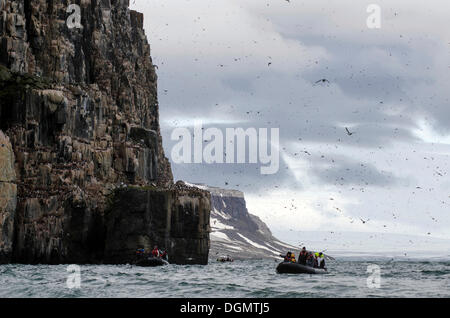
top-left (313, 254), bottom-right (319, 268)
top-left (151, 245), bottom-right (160, 258)
top-left (298, 247), bottom-right (308, 265)
top-left (318, 252), bottom-right (326, 269)
top-left (159, 249), bottom-right (168, 260)
top-left (306, 252), bottom-right (315, 267)
top-left (290, 252), bottom-right (296, 263)
top-left (217, 256), bottom-right (234, 262)
top-left (136, 248), bottom-right (145, 256)
top-left (284, 251), bottom-right (292, 262)
top-left (136, 248), bottom-right (145, 260)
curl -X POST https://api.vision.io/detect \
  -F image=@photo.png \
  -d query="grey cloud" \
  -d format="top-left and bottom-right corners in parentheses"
top-left (161, 123), bottom-right (299, 194)
top-left (310, 155), bottom-right (405, 187)
top-left (133, 0), bottom-right (450, 239)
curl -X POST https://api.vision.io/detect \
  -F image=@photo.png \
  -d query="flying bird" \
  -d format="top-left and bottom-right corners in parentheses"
top-left (314, 78), bottom-right (330, 85)
top-left (345, 127), bottom-right (354, 136)
top-left (360, 218), bottom-right (370, 224)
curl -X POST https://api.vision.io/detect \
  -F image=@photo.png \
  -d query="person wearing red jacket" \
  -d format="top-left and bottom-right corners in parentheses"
top-left (298, 247), bottom-right (308, 265)
top-left (151, 245), bottom-right (160, 258)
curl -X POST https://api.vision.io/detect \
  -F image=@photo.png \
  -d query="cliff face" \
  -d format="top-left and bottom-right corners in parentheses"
top-left (0, 0), bottom-right (209, 264)
top-left (105, 183), bottom-right (211, 265)
top-left (195, 185), bottom-right (295, 260)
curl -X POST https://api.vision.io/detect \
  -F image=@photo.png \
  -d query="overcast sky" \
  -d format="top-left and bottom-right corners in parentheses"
top-left (130, 0), bottom-right (450, 249)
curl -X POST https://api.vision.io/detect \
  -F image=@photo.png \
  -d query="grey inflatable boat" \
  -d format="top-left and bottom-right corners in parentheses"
top-left (276, 262), bottom-right (327, 274)
top-left (135, 257), bottom-right (169, 267)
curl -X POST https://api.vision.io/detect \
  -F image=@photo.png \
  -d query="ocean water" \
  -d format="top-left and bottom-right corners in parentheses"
top-left (0, 259), bottom-right (449, 298)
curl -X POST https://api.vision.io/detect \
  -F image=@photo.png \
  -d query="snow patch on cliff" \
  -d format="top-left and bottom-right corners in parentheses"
top-left (211, 218), bottom-right (234, 230)
top-left (210, 231), bottom-right (231, 241)
top-left (236, 233), bottom-right (279, 255)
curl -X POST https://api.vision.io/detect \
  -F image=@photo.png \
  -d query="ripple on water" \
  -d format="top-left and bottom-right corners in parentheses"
top-left (0, 259), bottom-right (449, 298)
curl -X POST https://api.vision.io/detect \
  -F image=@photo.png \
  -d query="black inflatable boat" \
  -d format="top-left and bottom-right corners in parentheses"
top-left (217, 257), bottom-right (234, 262)
top-left (135, 257), bottom-right (169, 267)
top-left (276, 262), bottom-right (327, 274)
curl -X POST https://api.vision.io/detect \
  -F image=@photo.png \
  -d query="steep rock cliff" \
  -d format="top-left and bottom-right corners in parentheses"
top-left (0, 0), bottom-right (209, 264)
top-left (104, 183), bottom-right (210, 265)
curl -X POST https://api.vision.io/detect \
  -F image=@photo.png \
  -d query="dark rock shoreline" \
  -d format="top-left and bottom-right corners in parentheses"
top-left (105, 185), bottom-right (210, 265)
top-left (0, 0), bottom-right (210, 265)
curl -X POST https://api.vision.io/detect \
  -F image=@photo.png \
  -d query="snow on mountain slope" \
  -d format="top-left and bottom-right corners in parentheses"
top-left (194, 184), bottom-right (297, 260)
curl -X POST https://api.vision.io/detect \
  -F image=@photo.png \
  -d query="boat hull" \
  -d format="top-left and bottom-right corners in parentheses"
top-left (276, 262), bottom-right (327, 274)
top-left (135, 257), bottom-right (169, 267)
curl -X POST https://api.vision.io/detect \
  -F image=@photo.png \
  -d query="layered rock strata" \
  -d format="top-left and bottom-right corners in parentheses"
top-left (0, 0), bottom-right (210, 264)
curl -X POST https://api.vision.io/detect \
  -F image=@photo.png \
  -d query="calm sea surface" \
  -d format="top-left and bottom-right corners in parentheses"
top-left (1, 258), bottom-right (449, 298)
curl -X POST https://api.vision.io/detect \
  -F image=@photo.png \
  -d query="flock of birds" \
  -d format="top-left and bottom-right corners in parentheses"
top-left (136, 0), bottom-right (448, 245)
top-left (209, 71), bottom-right (445, 242)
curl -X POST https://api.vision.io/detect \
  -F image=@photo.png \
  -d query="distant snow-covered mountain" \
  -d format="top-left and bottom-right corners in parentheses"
top-left (186, 183), bottom-right (296, 260)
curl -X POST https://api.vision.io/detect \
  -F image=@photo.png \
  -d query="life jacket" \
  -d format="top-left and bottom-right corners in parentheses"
top-left (151, 248), bottom-right (160, 257)
top-left (284, 252), bottom-right (292, 262)
top-left (299, 251), bottom-right (307, 258)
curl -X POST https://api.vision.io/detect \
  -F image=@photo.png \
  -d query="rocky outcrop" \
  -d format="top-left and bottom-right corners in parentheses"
top-left (0, 1), bottom-right (209, 264)
top-left (0, 130), bottom-right (16, 263)
top-left (104, 183), bottom-right (211, 265)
